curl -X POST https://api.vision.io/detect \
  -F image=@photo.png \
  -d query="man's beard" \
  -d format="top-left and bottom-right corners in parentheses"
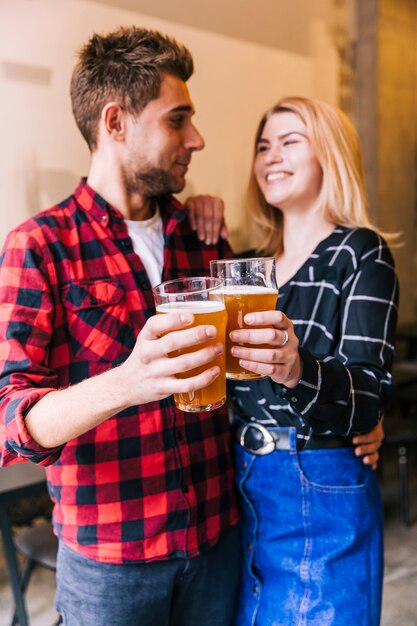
top-left (125, 166), bottom-right (185, 198)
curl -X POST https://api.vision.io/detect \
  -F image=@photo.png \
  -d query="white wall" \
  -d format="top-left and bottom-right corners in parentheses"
top-left (0, 0), bottom-right (338, 251)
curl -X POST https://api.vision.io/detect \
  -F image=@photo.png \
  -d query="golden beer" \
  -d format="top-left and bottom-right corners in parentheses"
top-left (210, 258), bottom-right (279, 381)
top-left (220, 287), bottom-right (278, 379)
top-left (156, 301), bottom-right (227, 411)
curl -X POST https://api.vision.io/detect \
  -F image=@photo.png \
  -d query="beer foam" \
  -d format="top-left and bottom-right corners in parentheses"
top-left (156, 300), bottom-right (225, 314)
top-left (217, 286), bottom-right (278, 295)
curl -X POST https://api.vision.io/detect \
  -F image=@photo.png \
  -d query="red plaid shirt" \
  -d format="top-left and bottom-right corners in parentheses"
top-left (0, 179), bottom-right (239, 563)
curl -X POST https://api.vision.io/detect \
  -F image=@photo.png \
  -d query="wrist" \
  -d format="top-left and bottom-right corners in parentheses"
top-left (109, 361), bottom-right (139, 407)
top-left (284, 355), bottom-right (303, 389)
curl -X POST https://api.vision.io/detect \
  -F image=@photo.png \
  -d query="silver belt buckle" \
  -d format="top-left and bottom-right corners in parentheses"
top-left (239, 423), bottom-right (276, 455)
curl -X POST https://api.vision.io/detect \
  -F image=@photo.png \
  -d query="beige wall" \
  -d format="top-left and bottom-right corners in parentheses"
top-left (0, 0), bottom-right (338, 252)
top-left (378, 0), bottom-right (417, 322)
top-left (355, 0), bottom-right (417, 323)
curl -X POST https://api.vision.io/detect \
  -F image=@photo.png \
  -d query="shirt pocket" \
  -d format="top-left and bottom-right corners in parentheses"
top-left (61, 279), bottom-right (132, 363)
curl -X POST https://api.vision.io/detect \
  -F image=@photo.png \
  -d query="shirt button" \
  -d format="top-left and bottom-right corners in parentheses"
top-left (291, 397), bottom-right (298, 403)
top-left (101, 215), bottom-right (107, 222)
top-left (253, 584), bottom-right (259, 596)
top-left (248, 543), bottom-right (252, 553)
top-left (242, 461), bottom-right (247, 470)
top-left (142, 280), bottom-right (150, 290)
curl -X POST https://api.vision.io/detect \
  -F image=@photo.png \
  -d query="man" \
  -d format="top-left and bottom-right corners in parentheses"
top-left (0, 27), bottom-right (240, 625)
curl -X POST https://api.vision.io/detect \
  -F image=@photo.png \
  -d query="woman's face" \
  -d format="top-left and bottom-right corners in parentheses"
top-left (253, 112), bottom-right (323, 213)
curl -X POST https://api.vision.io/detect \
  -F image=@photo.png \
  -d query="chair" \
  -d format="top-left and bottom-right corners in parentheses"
top-left (10, 519), bottom-right (60, 626)
top-left (383, 360), bottom-right (417, 526)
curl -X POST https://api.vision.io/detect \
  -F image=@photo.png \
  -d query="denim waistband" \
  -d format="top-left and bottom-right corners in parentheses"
top-left (235, 422), bottom-right (353, 455)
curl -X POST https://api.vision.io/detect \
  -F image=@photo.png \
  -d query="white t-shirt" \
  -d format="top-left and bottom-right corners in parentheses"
top-left (125, 208), bottom-right (164, 288)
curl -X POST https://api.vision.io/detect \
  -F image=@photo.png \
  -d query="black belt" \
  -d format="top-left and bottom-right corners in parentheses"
top-left (236, 422), bottom-right (353, 455)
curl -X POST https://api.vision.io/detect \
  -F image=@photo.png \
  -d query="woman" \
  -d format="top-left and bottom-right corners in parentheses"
top-left (187, 96), bottom-right (398, 625)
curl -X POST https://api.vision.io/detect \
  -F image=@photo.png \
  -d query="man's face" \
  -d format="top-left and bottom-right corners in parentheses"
top-left (122, 74), bottom-right (205, 197)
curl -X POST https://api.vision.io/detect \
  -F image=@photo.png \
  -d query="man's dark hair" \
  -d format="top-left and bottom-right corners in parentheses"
top-left (70, 26), bottom-right (194, 151)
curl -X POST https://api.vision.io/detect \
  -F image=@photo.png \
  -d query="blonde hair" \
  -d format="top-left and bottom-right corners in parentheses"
top-left (248, 96), bottom-right (393, 256)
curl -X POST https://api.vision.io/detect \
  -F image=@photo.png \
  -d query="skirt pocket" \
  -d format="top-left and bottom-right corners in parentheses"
top-left (296, 447), bottom-right (369, 493)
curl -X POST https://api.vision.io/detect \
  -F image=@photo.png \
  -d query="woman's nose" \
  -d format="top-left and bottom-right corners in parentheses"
top-left (265, 143), bottom-right (284, 163)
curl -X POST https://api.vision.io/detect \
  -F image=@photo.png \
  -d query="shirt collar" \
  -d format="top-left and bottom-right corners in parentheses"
top-left (73, 178), bottom-right (186, 232)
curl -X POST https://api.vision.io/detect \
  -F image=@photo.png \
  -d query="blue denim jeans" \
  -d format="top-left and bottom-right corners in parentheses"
top-left (55, 525), bottom-right (241, 626)
top-left (233, 427), bottom-right (383, 626)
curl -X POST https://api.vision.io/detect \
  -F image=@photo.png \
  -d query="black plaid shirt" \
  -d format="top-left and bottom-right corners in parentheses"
top-left (230, 226), bottom-right (399, 444)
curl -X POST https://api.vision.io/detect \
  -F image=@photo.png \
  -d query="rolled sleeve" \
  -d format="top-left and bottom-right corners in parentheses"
top-left (1, 387), bottom-right (63, 465)
top-left (0, 230), bottom-right (63, 465)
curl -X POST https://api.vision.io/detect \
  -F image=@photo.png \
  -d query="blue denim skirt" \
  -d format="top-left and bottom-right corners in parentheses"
top-left (234, 427), bottom-right (383, 626)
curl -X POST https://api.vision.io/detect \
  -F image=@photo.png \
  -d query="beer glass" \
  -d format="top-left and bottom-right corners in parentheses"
top-left (210, 258), bottom-right (278, 380)
top-left (153, 277), bottom-right (227, 412)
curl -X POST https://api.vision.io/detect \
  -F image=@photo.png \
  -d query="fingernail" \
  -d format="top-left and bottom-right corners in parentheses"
top-left (205, 326), bottom-right (216, 337)
top-left (245, 314), bottom-right (254, 324)
top-left (214, 343), bottom-right (223, 354)
top-left (230, 332), bottom-right (239, 341)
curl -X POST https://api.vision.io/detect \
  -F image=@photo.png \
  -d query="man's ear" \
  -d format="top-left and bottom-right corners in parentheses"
top-left (102, 102), bottom-right (125, 142)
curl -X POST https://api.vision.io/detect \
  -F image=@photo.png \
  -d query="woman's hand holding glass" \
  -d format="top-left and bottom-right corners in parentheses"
top-left (229, 310), bottom-right (302, 388)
